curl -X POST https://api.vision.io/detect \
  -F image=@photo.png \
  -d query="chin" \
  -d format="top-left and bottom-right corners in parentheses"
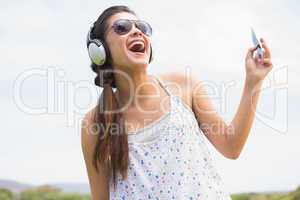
top-left (126, 52), bottom-right (150, 70)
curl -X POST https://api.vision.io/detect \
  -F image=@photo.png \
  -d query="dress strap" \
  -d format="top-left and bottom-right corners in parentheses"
top-left (152, 75), bottom-right (171, 96)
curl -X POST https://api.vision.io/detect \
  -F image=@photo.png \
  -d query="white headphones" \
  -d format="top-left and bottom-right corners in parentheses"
top-left (86, 22), bottom-right (153, 66)
top-left (86, 24), bottom-right (108, 66)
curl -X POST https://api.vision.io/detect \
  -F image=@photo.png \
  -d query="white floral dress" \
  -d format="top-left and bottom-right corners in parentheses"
top-left (109, 76), bottom-right (232, 200)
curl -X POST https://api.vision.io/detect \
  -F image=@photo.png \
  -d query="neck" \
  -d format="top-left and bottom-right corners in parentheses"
top-left (114, 69), bottom-right (157, 109)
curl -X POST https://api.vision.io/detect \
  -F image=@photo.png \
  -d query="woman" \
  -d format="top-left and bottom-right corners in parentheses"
top-left (81, 5), bottom-right (273, 200)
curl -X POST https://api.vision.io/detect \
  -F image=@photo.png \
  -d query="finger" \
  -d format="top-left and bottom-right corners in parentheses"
top-left (263, 58), bottom-right (273, 67)
top-left (260, 38), bottom-right (271, 58)
top-left (246, 46), bottom-right (258, 59)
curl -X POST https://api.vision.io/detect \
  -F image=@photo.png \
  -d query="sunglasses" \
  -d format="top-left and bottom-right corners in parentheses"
top-left (111, 19), bottom-right (152, 37)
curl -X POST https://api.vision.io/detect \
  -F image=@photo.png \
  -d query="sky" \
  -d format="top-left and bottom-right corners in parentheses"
top-left (1, 0), bottom-right (299, 194)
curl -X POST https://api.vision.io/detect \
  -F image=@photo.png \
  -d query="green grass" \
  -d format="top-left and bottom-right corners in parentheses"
top-left (231, 186), bottom-right (300, 200)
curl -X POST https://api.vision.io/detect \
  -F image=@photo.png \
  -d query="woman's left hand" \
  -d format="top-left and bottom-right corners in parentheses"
top-left (245, 38), bottom-right (273, 87)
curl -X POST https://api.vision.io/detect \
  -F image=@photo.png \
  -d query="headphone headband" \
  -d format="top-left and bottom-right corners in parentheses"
top-left (86, 25), bottom-right (93, 46)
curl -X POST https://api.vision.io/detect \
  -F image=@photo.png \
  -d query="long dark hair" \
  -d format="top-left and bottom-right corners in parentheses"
top-left (89, 5), bottom-right (136, 191)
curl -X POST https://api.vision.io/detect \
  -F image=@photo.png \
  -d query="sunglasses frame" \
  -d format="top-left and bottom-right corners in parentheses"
top-left (111, 19), bottom-right (152, 37)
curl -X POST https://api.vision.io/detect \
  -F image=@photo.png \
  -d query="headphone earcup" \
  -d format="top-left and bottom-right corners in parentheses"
top-left (87, 39), bottom-right (106, 66)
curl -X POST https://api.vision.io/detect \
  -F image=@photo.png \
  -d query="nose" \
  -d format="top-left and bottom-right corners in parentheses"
top-left (130, 25), bottom-right (143, 37)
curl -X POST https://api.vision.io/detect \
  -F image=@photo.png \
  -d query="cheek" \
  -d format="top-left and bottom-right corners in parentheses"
top-left (108, 40), bottom-right (127, 62)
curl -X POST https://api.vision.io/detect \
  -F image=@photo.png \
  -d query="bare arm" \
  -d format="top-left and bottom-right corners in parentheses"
top-left (81, 111), bottom-right (110, 200)
top-left (192, 78), bottom-right (263, 159)
top-left (191, 38), bottom-right (273, 159)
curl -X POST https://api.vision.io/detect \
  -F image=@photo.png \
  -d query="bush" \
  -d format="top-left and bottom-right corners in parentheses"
top-left (19, 185), bottom-right (90, 200)
top-left (231, 193), bottom-right (250, 200)
top-left (0, 188), bottom-right (14, 200)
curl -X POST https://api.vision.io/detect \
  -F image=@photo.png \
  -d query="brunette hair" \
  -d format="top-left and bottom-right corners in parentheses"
top-left (89, 5), bottom-right (136, 190)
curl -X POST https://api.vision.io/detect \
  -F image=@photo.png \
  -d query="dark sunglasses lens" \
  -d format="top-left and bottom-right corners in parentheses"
top-left (136, 21), bottom-right (152, 36)
top-left (113, 20), bottom-right (132, 35)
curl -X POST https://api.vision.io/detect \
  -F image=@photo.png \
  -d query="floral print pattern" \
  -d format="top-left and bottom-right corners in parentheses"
top-left (109, 81), bottom-right (232, 200)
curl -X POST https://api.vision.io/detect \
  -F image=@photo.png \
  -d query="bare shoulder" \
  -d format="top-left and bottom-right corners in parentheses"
top-left (156, 71), bottom-right (202, 108)
top-left (80, 107), bottom-right (103, 149)
top-left (81, 106), bottom-right (100, 152)
top-left (82, 107), bottom-right (96, 127)
top-left (81, 107), bottom-right (97, 145)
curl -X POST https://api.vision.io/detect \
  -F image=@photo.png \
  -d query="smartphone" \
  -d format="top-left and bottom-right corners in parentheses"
top-left (251, 28), bottom-right (264, 58)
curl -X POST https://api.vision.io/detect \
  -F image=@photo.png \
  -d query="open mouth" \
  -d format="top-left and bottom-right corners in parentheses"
top-left (128, 41), bottom-right (146, 54)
